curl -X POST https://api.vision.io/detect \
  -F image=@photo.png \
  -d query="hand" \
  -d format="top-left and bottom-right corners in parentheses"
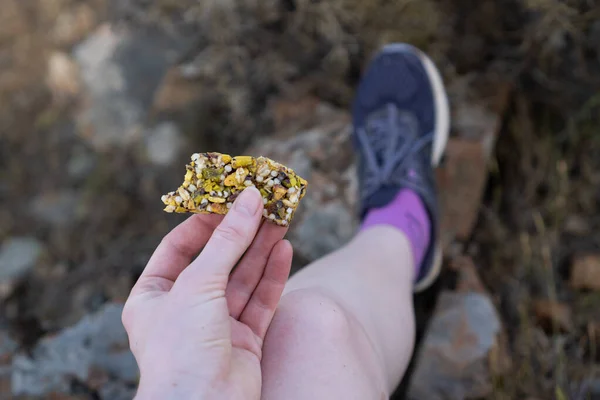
top-left (122, 187), bottom-right (293, 399)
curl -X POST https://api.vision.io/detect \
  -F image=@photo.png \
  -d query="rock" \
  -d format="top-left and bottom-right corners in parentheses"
top-left (151, 67), bottom-right (206, 115)
top-left (449, 256), bottom-right (487, 294)
top-left (408, 291), bottom-right (504, 400)
top-left (436, 80), bottom-right (509, 247)
top-left (547, 30), bottom-right (568, 52)
top-left (12, 303), bottom-right (138, 397)
top-left (145, 122), bottom-right (184, 167)
top-left (247, 106), bottom-right (357, 261)
top-left (293, 200), bottom-right (356, 260)
top-left (46, 52), bottom-right (82, 102)
top-left (408, 257), bottom-right (507, 400)
top-left (73, 24), bottom-right (187, 151)
top-left (564, 214), bottom-right (591, 235)
top-left (590, 22), bottom-right (600, 58)
top-left (52, 3), bottom-right (97, 47)
top-left (269, 95), bottom-right (322, 133)
top-left (67, 147), bottom-right (96, 181)
top-left (45, 394), bottom-right (90, 400)
top-left (30, 191), bottom-right (79, 226)
top-left (570, 254), bottom-right (600, 291)
top-left (73, 25), bottom-right (140, 150)
top-left (532, 299), bottom-right (573, 333)
top-left (453, 101), bottom-right (501, 145)
top-left (0, 330), bottom-right (17, 399)
top-left (104, 273), bottom-right (134, 303)
top-left (0, 330), bottom-right (17, 364)
top-left (436, 138), bottom-right (488, 244)
top-left (98, 380), bottom-right (137, 400)
top-left (586, 379), bottom-right (600, 398)
top-left (0, 237), bottom-right (45, 297)
top-left (588, 321), bottom-right (600, 353)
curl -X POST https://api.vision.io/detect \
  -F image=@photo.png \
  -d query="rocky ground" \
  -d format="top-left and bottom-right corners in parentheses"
top-left (1, 0), bottom-right (600, 399)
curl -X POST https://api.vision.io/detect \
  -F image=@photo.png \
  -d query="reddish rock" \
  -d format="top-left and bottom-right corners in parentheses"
top-left (587, 321), bottom-right (600, 351)
top-left (52, 3), bottom-right (98, 47)
top-left (270, 95), bottom-right (321, 133)
top-left (533, 299), bottom-right (573, 333)
top-left (47, 394), bottom-right (90, 400)
top-left (436, 138), bottom-right (488, 245)
top-left (408, 290), bottom-right (504, 400)
top-left (86, 365), bottom-right (110, 391)
top-left (408, 257), bottom-right (509, 400)
top-left (564, 214), bottom-right (591, 235)
top-left (436, 80), bottom-right (509, 247)
top-left (0, 330), bottom-right (17, 398)
top-left (46, 52), bottom-right (82, 102)
top-left (570, 254), bottom-right (600, 291)
top-left (450, 256), bottom-right (487, 294)
top-left (152, 68), bottom-right (206, 115)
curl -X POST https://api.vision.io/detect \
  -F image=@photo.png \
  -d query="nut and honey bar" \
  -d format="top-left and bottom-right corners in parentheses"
top-left (161, 153), bottom-right (308, 226)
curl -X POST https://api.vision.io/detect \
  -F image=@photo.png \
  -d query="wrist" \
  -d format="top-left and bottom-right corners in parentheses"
top-left (135, 374), bottom-right (215, 400)
top-left (134, 363), bottom-right (227, 400)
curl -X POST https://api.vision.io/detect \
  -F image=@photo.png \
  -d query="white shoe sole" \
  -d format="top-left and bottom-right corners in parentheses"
top-left (381, 44), bottom-right (450, 166)
top-left (381, 44), bottom-right (450, 292)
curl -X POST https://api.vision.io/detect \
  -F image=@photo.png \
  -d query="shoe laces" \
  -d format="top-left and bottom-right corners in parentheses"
top-left (356, 103), bottom-right (433, 199)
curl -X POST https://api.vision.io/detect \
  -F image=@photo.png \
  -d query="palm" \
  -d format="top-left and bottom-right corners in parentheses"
top-left (186, 254), bottom-right (289, 400)
top-left (228, 318), bottom-right (264, 397)
top-left (202, 301), bottom-right (268, 399)
top-left (123, 207), bottom-right (292, 400)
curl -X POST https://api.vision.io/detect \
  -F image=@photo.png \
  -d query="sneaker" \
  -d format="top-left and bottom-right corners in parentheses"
top-left (352, 43), bottom-right (450, 292)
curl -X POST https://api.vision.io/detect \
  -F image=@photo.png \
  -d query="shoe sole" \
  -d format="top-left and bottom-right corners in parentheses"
top-left (381, 44), bottom-right (449, 292)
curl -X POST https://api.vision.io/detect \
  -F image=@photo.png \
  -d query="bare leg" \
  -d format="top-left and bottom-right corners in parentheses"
top-left (261, 226), bottom-right (416, 399)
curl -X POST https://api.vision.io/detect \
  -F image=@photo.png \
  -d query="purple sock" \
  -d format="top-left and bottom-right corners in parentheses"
top-left (361, 189), bottom-right (431, 275)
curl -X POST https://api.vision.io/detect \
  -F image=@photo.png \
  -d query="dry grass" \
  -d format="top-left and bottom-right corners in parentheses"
top-left (475, 88), bottom-right (600, 398)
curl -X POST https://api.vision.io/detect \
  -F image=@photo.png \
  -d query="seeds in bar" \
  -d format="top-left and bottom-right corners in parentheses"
top-left (161, 153), bottom-right (308, 226)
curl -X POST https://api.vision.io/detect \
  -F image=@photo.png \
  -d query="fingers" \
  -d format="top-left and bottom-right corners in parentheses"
top-left (131, 214), bottom-right (223, 296)
top-left (239, 240), bottom-right (293, 342)
top-left (226, 222), bottom-right (288, 319)
top-left (174, 187), bottom-right (264, 294)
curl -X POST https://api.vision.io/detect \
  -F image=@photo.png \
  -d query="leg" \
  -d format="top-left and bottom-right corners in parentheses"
top-left (261, 226), bottom-right (415, 399)
top-left (261, 43), bottom-right (449, 399)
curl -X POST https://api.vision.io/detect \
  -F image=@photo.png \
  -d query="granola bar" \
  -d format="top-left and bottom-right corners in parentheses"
top-left (161, 153), bottom-right (308, 226)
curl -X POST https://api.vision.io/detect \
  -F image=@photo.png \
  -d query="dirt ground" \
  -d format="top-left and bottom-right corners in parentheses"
top-left (1, 0), bottom-right (600, 399)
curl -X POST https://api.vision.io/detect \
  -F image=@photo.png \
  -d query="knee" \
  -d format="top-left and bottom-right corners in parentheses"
top-left (272, 289), bottom-right (352, 340)
top-left (262, 289), bottom-right (390, 398)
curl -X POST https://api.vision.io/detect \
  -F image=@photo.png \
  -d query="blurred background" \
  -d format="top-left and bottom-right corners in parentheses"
top-left (0, 0), bottom-right (599, 399)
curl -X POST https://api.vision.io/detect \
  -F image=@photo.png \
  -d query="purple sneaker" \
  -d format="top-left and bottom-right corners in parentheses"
top-left (352, 44), bottom-right (450, 292)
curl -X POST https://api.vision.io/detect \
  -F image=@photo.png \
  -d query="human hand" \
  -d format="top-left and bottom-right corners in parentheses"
top-left (122, 187), bottom-right (293, 399)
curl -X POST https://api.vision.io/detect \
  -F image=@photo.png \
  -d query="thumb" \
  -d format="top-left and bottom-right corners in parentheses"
top-left (173, 187), bottom-right (264, 294)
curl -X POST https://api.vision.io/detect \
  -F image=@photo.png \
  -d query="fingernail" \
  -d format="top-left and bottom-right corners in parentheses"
top-left (234, 187), bottom-right (262, 216)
